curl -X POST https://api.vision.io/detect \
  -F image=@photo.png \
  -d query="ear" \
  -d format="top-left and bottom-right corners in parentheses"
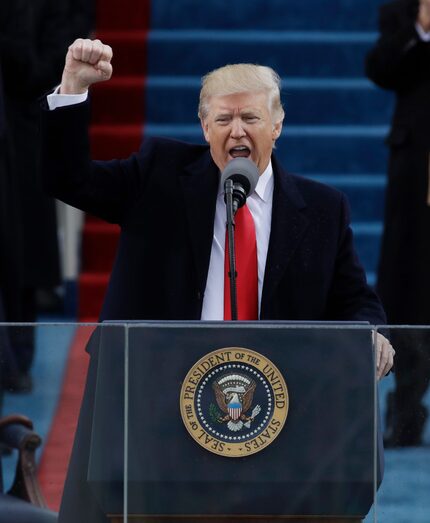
top-left (272, 120), bottom-right (283, 141)
top-left (201, 119), bottom-right (210, 143)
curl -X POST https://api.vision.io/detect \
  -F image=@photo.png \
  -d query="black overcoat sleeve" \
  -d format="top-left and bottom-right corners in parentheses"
top-left (40, 99), bottom-right (152, 225)
top-left (365, 0), bottom-right (430, 92)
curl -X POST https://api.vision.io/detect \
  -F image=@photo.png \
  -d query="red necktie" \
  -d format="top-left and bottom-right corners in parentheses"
top-left (224, 204), bottom-right (258, 320)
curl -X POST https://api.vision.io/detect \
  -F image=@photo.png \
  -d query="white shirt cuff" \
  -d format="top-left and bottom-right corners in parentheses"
top-left (47, 85), bottom-right (88, 110)
top-left (415, 22), bottom-right (430, 42)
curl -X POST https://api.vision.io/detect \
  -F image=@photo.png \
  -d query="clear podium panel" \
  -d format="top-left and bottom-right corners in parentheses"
top-left (87, 322), bottom-right (378, 522)
top-left (375, 326), bottom-right (430, 523)
top-left (84, 324), bottom-right (128, 516)
top-left (2, 322), bottom-right (428, 522)
top-left (0, 322), bottom-right (97, 519)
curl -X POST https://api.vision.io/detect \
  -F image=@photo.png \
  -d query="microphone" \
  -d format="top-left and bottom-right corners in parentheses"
top-left (220, 158), bottom-right (259, 213)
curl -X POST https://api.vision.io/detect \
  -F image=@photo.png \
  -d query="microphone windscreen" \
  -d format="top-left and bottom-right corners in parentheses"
top-left (220, 158), bottom-right (259, 196)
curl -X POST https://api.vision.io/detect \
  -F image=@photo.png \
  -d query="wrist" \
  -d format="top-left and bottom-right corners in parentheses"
top-left (60, 74), bottom-right (88, 95)
top-left (418, 7), bottom-right (430, 32)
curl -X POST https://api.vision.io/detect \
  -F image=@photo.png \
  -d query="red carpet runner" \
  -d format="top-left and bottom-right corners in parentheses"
top-left (38, 0), bottom-right (150, 509)
top-left (37, 327), bottom-right (94, 509)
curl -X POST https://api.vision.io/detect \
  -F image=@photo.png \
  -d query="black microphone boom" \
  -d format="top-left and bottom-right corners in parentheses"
top-left (220, 158), bottom-right (259, 213)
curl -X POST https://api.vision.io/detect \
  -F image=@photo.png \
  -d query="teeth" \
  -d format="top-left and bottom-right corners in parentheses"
top-left (232, 146), bottom-right (248, 151)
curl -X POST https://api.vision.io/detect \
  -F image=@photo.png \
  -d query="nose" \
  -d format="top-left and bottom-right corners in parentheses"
top-left (230, 118), bottom-right (246, 139)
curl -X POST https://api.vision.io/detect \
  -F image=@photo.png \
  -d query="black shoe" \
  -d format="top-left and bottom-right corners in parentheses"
top-left (5, 372), bottom-right (33, 394)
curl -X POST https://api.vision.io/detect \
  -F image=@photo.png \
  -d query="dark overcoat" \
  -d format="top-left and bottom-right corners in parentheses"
top-left (366, 0), bottom-right (430, 324)
top-left (0, 0), bottom-right (95, 307)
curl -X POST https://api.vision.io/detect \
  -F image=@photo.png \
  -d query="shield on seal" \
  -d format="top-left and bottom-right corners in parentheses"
top-left (227, 397), bottom-right (242, 420)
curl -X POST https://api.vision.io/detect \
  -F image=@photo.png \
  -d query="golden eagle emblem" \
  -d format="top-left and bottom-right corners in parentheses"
top-left (212, 373), bottom-right (261, 432)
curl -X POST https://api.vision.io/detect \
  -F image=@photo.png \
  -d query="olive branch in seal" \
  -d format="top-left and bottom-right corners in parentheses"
top-left (209, 403), bottom-right (222, 423)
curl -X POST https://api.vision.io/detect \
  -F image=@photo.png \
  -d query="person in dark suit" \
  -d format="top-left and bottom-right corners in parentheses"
top-left (0, 44), bottom-right (25, 403)
top-left (41, 39), bottom-right (394, 522)
top-left (366, 0), bottom-right (430, 446)
top-left (0, 59), bottom-right (15, 411)
top-left (0, 0), bottom-right (96, 391)
top-left (1, 52), bottom-right (57, 522)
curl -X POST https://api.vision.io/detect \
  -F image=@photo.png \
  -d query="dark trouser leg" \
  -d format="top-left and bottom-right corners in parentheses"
top-left (384, 330), bottom-right (430, 446)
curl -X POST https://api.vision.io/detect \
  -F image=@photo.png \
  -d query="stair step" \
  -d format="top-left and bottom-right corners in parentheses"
top-left (144, 76), bottom-right (394, 125)
top-left (96, 31), bottom-right (148, 76)
top-left (367, 272), bottom-right (376, 287)
top-left (96, 0), bottom-right (150, 31)
top-left (352, 222), bottom-right (383, 234)
top-left (81, 222), bottom-right (120, 272)
top-left (92, 77), bottom-right (145, 125)
top-left (151, 0), bottom-right (386, 31)
top-left (147, 30), bottom-right (378, 77)
top-left (306, 174), bottom-right (386, 186)
top-left (304, 174), bottom-right (386, 222)
top-left (150, 29), bottom-right (378, 43)
top-left (145, 75), bottom-right (380, 88)
top-left (90, 124), bottom-right (143, 160)
top-left (143, 123), bottom-right (389, 137)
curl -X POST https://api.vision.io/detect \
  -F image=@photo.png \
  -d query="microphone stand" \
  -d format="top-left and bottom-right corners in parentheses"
top-left (225, 179), bottom-right (238, 320)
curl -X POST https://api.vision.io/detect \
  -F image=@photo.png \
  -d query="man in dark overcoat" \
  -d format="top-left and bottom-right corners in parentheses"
top-left (41, 38), bottom-right (395, 521)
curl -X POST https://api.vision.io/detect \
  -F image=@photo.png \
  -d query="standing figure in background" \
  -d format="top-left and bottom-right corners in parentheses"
top-left (366, 0), bottom-right (430, 446)
top-left (0, 0), bottom-right (95, 391)
top-left (0, 57), bottom-right (22, 412)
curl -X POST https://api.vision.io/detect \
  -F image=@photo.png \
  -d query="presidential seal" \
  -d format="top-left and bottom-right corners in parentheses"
top-left (180, 347), bottom-right (289, 457)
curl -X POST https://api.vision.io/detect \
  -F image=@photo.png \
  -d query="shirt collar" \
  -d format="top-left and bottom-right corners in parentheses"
top-left (217, 160), bottom-right (273, 202)
top-left (254, 160), bottom-right (273, 203)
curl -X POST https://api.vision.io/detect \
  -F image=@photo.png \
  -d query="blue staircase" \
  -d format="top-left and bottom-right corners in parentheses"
top-left (144, 0), bottom-right (394, 284)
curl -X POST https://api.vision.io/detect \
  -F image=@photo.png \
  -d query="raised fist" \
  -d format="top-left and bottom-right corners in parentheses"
top-left (418, 0), bottom-right (430, 32)
top-left (60, 38), bottom-right (113, 94)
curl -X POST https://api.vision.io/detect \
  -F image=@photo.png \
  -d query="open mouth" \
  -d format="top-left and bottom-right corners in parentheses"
top-left (229, 146), bottom-right (251, 158)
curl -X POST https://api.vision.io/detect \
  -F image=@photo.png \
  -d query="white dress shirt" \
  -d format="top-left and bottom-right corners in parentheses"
top-left (415, 22), bottom-right (430, 42)
top-left (47, 86), bottom-right (88, 109)
top-left (201, 162), bottom-right (273, 320)
top-left (47, 89), bottom-right (274, 320)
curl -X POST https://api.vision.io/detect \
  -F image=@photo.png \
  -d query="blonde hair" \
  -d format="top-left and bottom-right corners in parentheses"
top-left (198, 63), bottom-right (285, 123)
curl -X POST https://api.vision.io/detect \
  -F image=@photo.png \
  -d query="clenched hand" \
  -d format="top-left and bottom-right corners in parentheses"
top-left (418, 0), bottom-right (430, 32)
top-left (60, 38), bottom-right (113, 94)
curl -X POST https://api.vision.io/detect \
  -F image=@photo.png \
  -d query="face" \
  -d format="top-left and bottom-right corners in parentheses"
top-left (200, 91), bottom-right (283, 174)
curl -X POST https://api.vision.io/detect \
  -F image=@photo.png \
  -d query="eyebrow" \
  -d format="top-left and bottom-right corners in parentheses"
top-left (241, 111), bottom-right (260, 117)
top-left (214, 108), bottom-right (262, 118)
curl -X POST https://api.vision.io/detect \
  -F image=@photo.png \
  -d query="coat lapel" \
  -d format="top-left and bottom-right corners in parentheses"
top-left (179, 150), bottom-right (310, 309)
top-left (180, 150), bottom-right (219, 293)
top-left (261, 155), bottom-right (310, 315)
